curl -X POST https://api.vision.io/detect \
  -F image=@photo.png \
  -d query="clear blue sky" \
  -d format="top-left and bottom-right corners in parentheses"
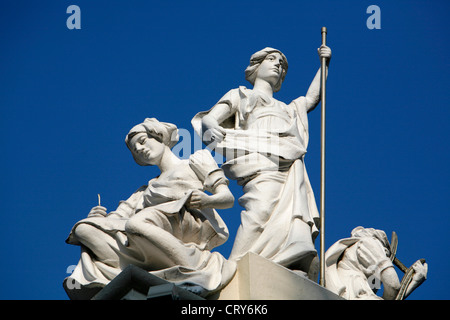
top-left (0, 0), bottom-right (448, 300)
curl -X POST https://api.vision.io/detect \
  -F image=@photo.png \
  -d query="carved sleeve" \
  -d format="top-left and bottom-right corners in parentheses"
top-left (215, 88), bottom-right (240, 112)
top-left (189, 149), bottom-right (229, 193)
top-left (356, 237), bottom-right (394, 277)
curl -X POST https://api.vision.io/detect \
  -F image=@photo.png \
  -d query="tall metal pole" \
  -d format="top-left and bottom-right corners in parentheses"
top-left (319, 26), bottom-right (327, 287)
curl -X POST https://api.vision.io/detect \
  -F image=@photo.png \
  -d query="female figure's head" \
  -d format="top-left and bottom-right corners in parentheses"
top-left (245, 47), bottom-right (288, 92)
top-left (125, 118), bottom-right (179, 166)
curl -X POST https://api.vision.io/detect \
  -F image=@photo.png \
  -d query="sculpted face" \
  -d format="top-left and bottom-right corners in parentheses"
top-left (255, 52), bottom-right (285, 88)
top-left (129, 132), bottom-right (165, 166)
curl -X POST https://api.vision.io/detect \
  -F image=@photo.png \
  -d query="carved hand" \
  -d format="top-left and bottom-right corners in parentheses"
top-left (87, 205), bottom-right (108, 218)
top-left (187, 190), bottom-right (211, 209)
top-left (317, 45), bottom-right (332, 61)
top-left (203, 125), bottom-right (226, 143)
top-left (402, 259), bottom-right (428, 299)
top-left (356, 238), bottom-right (389, 271)
top-left (202, 114), bottom-right (227, 143)
top-left (411, 260), bottom-right (428, 283)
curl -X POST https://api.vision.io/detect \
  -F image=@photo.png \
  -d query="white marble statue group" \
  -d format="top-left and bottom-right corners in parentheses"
top-left (64, 44), bottom-right (427, 300)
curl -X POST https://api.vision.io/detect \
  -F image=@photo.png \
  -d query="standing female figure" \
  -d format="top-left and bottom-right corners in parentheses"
top-left (192, 46), bottom-right (331, 278)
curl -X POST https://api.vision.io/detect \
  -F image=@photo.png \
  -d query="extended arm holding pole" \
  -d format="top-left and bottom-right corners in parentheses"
top-left (305, 47), bottom-right (331, 113)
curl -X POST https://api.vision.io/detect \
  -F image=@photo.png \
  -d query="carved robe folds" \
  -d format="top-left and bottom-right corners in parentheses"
top-left (193, 87), bottom-right (320, 274)
top-left (65, 150), bottom-right (236, 298)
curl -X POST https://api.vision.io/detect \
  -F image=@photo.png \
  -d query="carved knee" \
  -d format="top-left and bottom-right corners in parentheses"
top-left (73, 223), bottom-right (98, 244)
top-left (125, 215), bottom-right (145, 235)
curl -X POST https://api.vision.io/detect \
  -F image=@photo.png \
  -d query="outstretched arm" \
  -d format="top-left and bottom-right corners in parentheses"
top-left (304, 45), bottom-right (332, 112)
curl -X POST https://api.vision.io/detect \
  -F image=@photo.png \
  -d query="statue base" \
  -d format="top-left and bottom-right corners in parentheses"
top-left (90, 264), bottom-right (204, 300)
top-left (209, 252), bottom-right (342, 300)
top-left (87, 253), bottom-right (342, 300)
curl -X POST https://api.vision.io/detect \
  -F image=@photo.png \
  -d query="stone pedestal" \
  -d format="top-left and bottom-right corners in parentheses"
top-left (209, 252), bottom-right (342, 300)
top-left (91, 264), bottom-right (204, 300)
top-left (87, 253), bottom-right (342, 300)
